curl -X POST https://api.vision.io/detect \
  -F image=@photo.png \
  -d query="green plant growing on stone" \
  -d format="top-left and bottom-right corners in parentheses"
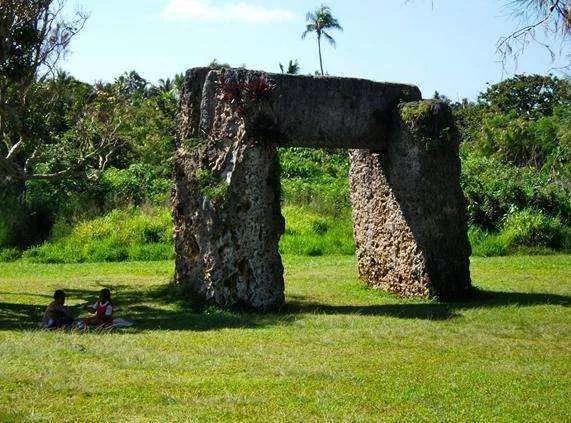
top-left (208, 59), bottom-right (231, 70)
top-left (196, 169), bottom-right (229, 201)
top-left (181, 137), bottom-right (205, 151)
top-left (218, 71), bottom-right (276, 118)
top-left (400, 102), bottom-right (433, 127)
top-left (400, 101), bottom-right (453, 149)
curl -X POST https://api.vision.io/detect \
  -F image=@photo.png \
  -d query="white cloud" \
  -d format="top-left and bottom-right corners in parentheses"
top-left (161, 0), bottom-right (297, 23)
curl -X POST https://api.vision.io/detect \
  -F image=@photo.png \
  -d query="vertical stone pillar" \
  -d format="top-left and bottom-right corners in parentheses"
top-left (172, 69), bottom-right (284, 311)
top-left (349, 100), bottom-right (471, 300)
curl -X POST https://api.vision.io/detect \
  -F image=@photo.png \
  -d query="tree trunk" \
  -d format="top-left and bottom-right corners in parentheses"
top-left (0, 179), bottom-right (52, 249)
top-left (317, 34), bottom-right (324, 76)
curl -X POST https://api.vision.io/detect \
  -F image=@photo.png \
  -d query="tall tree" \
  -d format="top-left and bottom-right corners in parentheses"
top-left (478, 74), bottom-right (570, 118)
top-left (301, 5), bottom-right (343, 76)
top-left (0, 1), bottom-right (99, 248)
top-left (0, 0), bottom-right (113, 183)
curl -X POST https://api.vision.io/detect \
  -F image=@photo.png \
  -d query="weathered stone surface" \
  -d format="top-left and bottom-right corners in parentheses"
top-left (349, 101), bottom-right (472, 299)
top-left (198, 68), bottom-right (421, 149)
top-left (173, 69), bottom-right (284, 310)
top-left (173, 67), bottom-right (471, 310)
top-left (177, 67), bottom-right (211, 144)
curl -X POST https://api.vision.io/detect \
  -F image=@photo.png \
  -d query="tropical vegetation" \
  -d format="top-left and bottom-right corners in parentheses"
top-left (0, 2), bottom-right (569, 263)
top-left (301, 4), bottom-right (343, 76)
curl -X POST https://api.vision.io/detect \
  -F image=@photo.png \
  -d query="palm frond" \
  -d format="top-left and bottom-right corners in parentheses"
top-left (301, 24), bottom-right (316, 39)
top-left (311, 5), bottom-right (343, 32)
top-left (306, 11), bottom-right (317, 22)
top-left (327, 19), bottom-right (343, 31)
top-left (322, 31), bottom-right (336, 47)
top-left (288, 59), bottom-right (300, 75)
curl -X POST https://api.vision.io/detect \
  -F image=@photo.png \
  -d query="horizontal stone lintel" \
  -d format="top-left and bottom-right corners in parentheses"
top-left (184, 67), bottom-right (422, 150)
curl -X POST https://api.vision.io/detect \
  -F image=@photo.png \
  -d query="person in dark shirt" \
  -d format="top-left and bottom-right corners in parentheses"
top-left (42, 290), bottom-right (74, 329)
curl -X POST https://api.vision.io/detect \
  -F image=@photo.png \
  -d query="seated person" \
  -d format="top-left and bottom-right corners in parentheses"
top-left (81, 288), bottom-right (114, 327)
top-left (42, 290), bottom-right (74, 329)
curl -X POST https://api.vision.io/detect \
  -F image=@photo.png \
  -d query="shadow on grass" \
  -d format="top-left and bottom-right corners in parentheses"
top-left (0, 284), bottom-right (568, 331)
top-left (285, 288), bottom-right (569, 319)
top-left (0, 284), bottom-right (285, 332)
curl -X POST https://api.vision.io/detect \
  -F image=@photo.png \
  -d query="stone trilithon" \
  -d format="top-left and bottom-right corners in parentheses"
top-left (172, 67), bottom-right (471, 311)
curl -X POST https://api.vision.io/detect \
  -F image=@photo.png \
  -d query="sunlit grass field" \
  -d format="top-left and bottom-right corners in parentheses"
top-left (0, 255), bottom-right (569, 421)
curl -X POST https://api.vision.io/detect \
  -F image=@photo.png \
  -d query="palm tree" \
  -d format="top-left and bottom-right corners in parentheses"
top-left (279, 59), bottom-right (300, 75)
top-left (301, 4), bottom-right (343, 76)
top-left (158, 78), bottom-right (174, 93)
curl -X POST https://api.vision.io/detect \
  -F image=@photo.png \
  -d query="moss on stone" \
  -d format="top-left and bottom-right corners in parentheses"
top-left (400, 101), bottom-right (433, 127)
top-left (399, 100), bottom-right (455, 147)
top-left (196, 169), bottom-right (229, 201)
top-left (181, 137), bottom-right (205, 151)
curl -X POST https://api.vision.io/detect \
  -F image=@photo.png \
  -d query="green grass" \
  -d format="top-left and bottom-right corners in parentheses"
top-left (18, 205), bottom-right (355, 264)
top-left (0, 255), bottom-right (569, 421)
top-left (21, 208), bottom-right (175, 263)
top-left (279, 205), bottom-right (355, 256)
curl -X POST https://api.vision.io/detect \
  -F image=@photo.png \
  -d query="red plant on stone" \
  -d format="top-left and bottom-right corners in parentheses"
top-left (244, 73), bottom-right (275, 102)
top-left (218, 71), bottom-right (275, 116)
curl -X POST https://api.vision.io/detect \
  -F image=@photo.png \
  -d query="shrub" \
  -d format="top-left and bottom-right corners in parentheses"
top-left (461, 154), bottom-right (570, 230)
top-left (142, 225), bottom-right (167, 244)
top-left (23, 207), bottom-right (173, 263)
top-left (468, 227), bottom-right (509, 257)
top-left (86, 239), bottom-right (129, 262)
top-left (102, 164), bottom-right (172, 206)
top-left (502, 209), bottom-right (566, 250)
top-left (478, 113), bottom-right (560, 169)
top-left (127, 243), bottom-right (174, 261)
top-left (0, 183), bottom-right (56, 249)
top-left (279, 205), bottom-right (355, 256)
top-left (279, 147), bottom-right (349, 180)
top-left (279, 147), bottom-right (351, 216)
top-left (0, 248), bottom-right (22, 262)
top-left (0, 216), bottom-right (12, 249)
top-left (281, 178), bottom-right (350, 216)
top-left (311, 219), bottom-right (329, 235)
top-left (469, 210), bottom-right (569, 256)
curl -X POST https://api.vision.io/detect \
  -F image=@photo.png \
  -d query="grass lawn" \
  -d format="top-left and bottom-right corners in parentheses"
top-left (0, 255), bottom-right (569, 422)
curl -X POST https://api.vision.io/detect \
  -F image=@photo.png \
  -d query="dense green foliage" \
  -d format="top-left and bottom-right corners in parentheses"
top-left (456, 74), bottom-right (570, 255)
top-left (478, 74), bottom-right (569, 118)
top-left (1, 255), bottom-right (569, 420)
top-left (280, 147), bottom-right (350, 215)
top-left (10, 205), bottom-right (354, 263)
top-left (21, 208), bottom-right (174, 263)
top-left (0, 71), bottom-right (176, 254)
top-left (0, 73), bottom-right (569, 262)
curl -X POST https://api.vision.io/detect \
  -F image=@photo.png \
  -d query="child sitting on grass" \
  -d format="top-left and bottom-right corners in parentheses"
top-left (42, 290), bottom-right (74, 329)
top-left (81, 288), bottom-right (114, 327)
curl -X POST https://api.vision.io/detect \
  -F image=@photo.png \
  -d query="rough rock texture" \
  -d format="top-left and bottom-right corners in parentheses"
top-left (197, 68), bottom-right (421, 149)
top-left (349, 101), bottom-right (472, 299)
top-left (173, 69), bottom-right (284, 310)
top-left (173, 67), bottom-right (471, 310)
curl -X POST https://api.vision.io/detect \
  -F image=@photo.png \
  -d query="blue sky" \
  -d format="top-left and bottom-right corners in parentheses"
top-left (61, 0), bottom-right (568, 100)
